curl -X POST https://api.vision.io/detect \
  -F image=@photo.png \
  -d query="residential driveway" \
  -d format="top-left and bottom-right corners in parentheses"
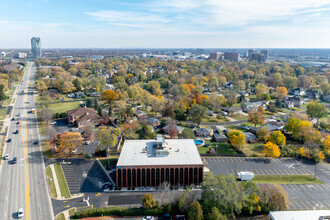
top-left (205, 157), bottom-right (330, 210)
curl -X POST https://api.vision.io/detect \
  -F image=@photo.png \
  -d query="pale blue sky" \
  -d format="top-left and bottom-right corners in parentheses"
top-left (1, 0), bottom-right (330, 48)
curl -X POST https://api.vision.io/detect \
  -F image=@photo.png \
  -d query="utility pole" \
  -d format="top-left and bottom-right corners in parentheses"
top-left (314, 162), bottom-right (317, 180)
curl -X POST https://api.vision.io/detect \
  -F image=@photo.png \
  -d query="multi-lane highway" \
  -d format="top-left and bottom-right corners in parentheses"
top-left (0, 62), bottom-right (53, 219)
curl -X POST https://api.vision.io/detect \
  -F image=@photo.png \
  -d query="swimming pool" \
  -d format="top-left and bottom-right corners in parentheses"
top-left (194, 140), bottom-right (203, 145)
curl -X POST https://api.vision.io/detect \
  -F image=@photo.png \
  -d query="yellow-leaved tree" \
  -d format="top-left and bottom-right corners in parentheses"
top-left (262, 141), bottom-right (281, 157)
top-left (227, 129), bottom-right (246, 151)
top-left (268, 131), bottom-right (286, 147)
top-left (323, 135), bottom-right (330, 154)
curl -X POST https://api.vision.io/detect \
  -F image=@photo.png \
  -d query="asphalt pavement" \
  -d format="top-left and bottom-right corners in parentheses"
top-left (0, 62), bottom-right (53, 219)
top-left (205, 157), bottom-right (330, 210)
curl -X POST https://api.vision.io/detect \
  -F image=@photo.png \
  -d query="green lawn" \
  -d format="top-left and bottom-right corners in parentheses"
top-left (201, 117), bottom-right (230, 123)
top-left (253, 175), bottom-right (323, 184)
top-left (198, 142), bottom-right (238, 155)
top-left (0, 107), bottom-right (8, 121)
top-left (35, 95), bottom-right (77, 104)
top-left (56, 213), bottom-right (65, 220)
top-left (41, 101), bottom-right (82, 114)
top-left (69, 208), bottom-right (76, 217)
top-left (243, 142), bottom-right (264, 157)
top-left (54, 163), bottom-right (71, 198)
top-left (46, 166), bottom-right (57, 198)
top-left (225, 125), bottom-right (247, 132)
top-left (229, 114), bottom-right (248, 120)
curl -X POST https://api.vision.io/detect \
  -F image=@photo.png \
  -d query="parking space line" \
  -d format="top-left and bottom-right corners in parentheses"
top-left (272, 169), bottom-right (280, 175)
top-left (288, 184), bottom-right (297, 191)
top-left (294, 201), bottom-right (303, 209)
top-left (226, 169), bottom-right (231, 175)
top-left (318, 201), bottom-right (327, 209)
top-left (216, 158), bottom-right (221, 162)
top-left (323, 200), bottom-right (329, 207)
top-left (300, 201), bottom-right (309, 209)
top-left (258, 169), bottom-right (265, 175)
top-left (313, 184), bottom-right (324, 192)
top-left (290, 202), bottom-right (297, 210)
top-left (311, 201), bottom-right (322, 209)
top-left (237, 158), bottom-right (243, 162)
top-left (230, 169), bottom-right (235, 175)
top-left (305, 200), bottom-right (314, 209)
top-left (268, 169), bottom-right (276, 175)
top-left (281, 184), bottom-right (290, 191)
top-left (253, 170), bottom-right (260, 175)
top-left (299, 184), bottom-right (308, 191)
top-left (282, 169), bottom-right (291, 175)
top-left (290, 169), bottom-right (299, 175)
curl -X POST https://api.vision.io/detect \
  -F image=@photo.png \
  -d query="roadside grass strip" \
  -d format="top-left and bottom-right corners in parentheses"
top-left (45, 166), bottom-right (57, 198)
top-left (54, 163), bottom-right (71, 198)
top-left (253, 175), bottom-right (323, 184)
top-left (55, 213), bottom-right (65, 220)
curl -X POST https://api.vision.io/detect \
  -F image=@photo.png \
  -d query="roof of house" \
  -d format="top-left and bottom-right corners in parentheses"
top-left (162, 124), bottom-right (185, 133)
top-left (117, 139), bottom-right (203, 167)
top-left (67, 107), bottom-right (97, 117)
top-left (243, 132), bottom-right (257, 140)
top-left (76, 113), bottom-right (101, 124)
top-left (196, 128), bottom-right (212, 135)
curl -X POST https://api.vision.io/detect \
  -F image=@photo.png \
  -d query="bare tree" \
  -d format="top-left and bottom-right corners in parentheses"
top-left (82, 122), bottom-right (94, 140)
top-left (166, 118), bottom-right (178, 138)
top-left (45, 125), bottom-right (57, 142)
top-left (154, 182), bottom-right (181, 206)
top-left (41, 108), bottom-right (53, 126)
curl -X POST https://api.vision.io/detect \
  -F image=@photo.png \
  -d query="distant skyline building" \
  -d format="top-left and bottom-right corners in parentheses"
top-left (31, 37), bottom-right (41, 58)
top-left (248, 49), bottom-right (268, 62)
top-left (224, 52), bottom-right (241, 62)
top-left (208, 52), bottom-right (223, 60)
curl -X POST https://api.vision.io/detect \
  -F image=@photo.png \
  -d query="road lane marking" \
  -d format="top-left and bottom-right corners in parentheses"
top-left (20, 112), bottom-right (31, 220)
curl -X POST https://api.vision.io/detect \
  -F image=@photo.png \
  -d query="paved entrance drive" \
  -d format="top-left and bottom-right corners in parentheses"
top-left (205, 157), bottom-right (330, 210)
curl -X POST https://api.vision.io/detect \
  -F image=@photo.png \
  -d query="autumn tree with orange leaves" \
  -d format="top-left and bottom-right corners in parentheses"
top-left (275, 87), bottom-right (288, 99)
top-left (102, 89), bottom-right (119, 116)
top-left (57, 132), bottom-right (83, 155)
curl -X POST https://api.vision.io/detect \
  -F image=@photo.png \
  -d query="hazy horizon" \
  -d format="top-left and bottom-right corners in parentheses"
top-left (1, 0), bottom-right (330, 48)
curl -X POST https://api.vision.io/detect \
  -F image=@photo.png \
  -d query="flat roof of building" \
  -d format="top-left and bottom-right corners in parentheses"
top-left (269, 210), bottom-right (330, 220)
top-left (117, 139), bottom-right (203, 167)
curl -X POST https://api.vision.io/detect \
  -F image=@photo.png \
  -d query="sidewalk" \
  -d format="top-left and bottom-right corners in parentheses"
top-left (49, 164), bottom-right (62, 200)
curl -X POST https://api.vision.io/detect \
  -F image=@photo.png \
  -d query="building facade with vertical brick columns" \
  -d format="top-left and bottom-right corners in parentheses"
top-left (116, 136), bottom-right (203, 188)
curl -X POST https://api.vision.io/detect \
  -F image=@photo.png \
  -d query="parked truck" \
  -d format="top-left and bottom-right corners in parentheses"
top-left (237, 171), bottom-right (254, 181)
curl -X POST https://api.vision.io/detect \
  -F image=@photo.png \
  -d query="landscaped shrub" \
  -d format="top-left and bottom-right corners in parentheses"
top-left (73, 207), bottom-right (163, 218)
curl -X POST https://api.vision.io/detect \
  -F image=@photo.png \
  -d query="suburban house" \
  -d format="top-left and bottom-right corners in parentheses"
top-left (306, 90), bottom-right (321, 99)
top-left (249, 124), bottom-right (282, 134)
top-left (290, 88), bottom-right (305, 96)
top-left (284, 96), bottom-right (305, 107)
top-left (134, 110), bottom-right (148, 119)
top-left (267, 120), bottom-right (285, 129)
top-left (89, 92), bottom-right (100, 97)
top-left (222, 106), bottom-right (243, 115)
top-left (67, 91), bottom-right (86, 99)
top-left (195, 128), bottom-right (213, 138)
top-left (243, 132), bottom-right (257, 143)
top-left (144, 117), bottom-right (161, 127)
top-left (241, 101), bottom-right (267, 112)
top-left (67, 107), bottom-right (102, 128)
top-left (162, 124), bottom-right (185, 137)
top-left (213, 133), bottom-right (228, 142)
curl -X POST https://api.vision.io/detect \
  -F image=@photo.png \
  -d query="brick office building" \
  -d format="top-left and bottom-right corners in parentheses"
top-left (116, 135), bottom-right (203, 188)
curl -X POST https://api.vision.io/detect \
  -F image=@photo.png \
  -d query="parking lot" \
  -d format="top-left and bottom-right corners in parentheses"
top-left (205, 157), bottom-right (330, 210)
top-left (206, 157), bottom-right (317, 176)
top-left (59, 159), bottom-right (111, 195)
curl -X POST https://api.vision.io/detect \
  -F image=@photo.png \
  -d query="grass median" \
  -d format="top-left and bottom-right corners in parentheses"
top-left (54, 163), bottom-right (71, 198)
top-left (253, 175), bottom-right (323, 184)
top-left (56, 213), bottom-right (65, 220)
top-left (45, 166), bottom-right (57, 198)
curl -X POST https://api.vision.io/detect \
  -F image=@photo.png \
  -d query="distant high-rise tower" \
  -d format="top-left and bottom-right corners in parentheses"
top-left (31, 37), bottom-right (41, 58)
